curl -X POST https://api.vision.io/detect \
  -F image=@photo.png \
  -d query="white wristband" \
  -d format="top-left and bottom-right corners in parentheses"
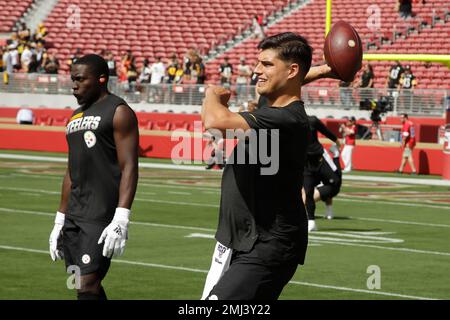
top-left (114, 207), bottom-right (131, 221)
top-left (55, 211), bottom-right (65, 225)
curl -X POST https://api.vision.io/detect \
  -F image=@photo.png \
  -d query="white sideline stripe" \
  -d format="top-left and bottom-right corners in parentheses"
top-left (1, 153), bottom-right (449, 186)
top-left (2, 207), bottom-right (450, 257)
top-left (0, 244), bottom-right (437, 300)
top-left (288, 281), bottom-right (436, 300)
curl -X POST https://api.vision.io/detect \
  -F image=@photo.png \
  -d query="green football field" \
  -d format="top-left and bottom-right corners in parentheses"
top-left (0, 150), bottom-right (449, 300)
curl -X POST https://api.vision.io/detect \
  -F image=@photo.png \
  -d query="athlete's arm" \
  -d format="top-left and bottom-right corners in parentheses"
top-left (202, 86), bottom-right (250, 135)
top-left (303, 64), bottom-right (340, 85)
top-left (58, 168), bottom-right (71, 213)
top-left (313, 116), bottom-right (338, 143)
top-left (113, 105), bottom-right (139, 209)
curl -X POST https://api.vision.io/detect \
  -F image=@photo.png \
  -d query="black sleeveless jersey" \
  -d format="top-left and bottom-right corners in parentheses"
top-left (65, 94), bottom-right (131, 224)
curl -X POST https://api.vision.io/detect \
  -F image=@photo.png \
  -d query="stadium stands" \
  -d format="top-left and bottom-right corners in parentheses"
top-left (0, 0), bottom-right (34, 32)
top-left (43, 0), bottom-right (290, 73)
top-left (206, 0), bottom-right (450, 89)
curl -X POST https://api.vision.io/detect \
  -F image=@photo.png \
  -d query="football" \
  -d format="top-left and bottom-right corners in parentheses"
top-left (324, 20), bottom-right (363, 82)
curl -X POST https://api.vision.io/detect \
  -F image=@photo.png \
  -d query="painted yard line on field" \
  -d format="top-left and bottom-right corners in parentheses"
top-left (334, 197), bottom-right (450, 211)
top-left (288, 281), bottom-right (436, 300)
top-left (0, 207), bottom-right (216, 232)
top-left (1, 185), bottom-right (448, 211)
top-left (138, 182), bottom-right (220, 192)
top-left (168, 191), bottom-right (192, 195)
top-left (2, 207), bottom-right (450, 257)
top-left (346, 216), bottom-right (450, 228)
top-left (1, 153), bottom-right (449, 187)
top-left (0, 244), bottom-right (438, 300)
top-left (313, 240), bottom-right (450, 256)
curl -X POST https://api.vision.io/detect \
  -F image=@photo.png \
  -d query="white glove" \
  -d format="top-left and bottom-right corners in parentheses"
top-left (49, 211), bottom-right (65, 261)
top-left (329, 144), bottom-right (340, 158)
top-left (98, 208), bottom-right (130, 258)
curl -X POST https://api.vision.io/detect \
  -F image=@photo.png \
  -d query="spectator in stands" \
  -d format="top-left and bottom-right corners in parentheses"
top-left (16, 108), bottom-right (34, 125)
top-left (138, 58), bottom-right (151, 84)
top-left (149, 56), bottom-right (166, 102)
top-left (183, 48), bottom-right (197, 81)
top-left (252, 15), bottom-right (266, 39)
top-left (398, 113), bottom-right (417, 174)
top-left (35, 42), bottom-right (46, 67)
top-left (21, 44), bottom-right (32, 72)
top-left (396, 0), bottom-right (413, 19)
top-left (9, 45), bottom-right (20, 72)
top-left (219, 57), bottom-right (233, 89)
top-left (67, 48), bottom-right (82, 70)
top-left (235, 57), bottom-right (252, 104)
top-left (9, 33), bottom-right (19, 49)
top-left (356, 63), bottom-right (374, 101)
top-left (18, 23), bottom-right (31, 43)
top-left (340, 117), bottom-right (357, 173)
top-left (44, 53), bottom-right (59, 74)
top-left (127, 57), bottom-right (138, 92)
top-left (386, 61), bottom-right (404, 90)
top-left (0, 47), bottom-right (3, 72)
top-left (105, 51), bottom-right (117, 77)
top-left (193, 55), bottom-right (206, 85)
top-left (2, 46), bottom-right (14, 75)
top-left (34, 23), bottom-right (48, 44)
top-left (399, 65), bottom-right (417, 107)
top-left (28, 54), bottom-right (39, 73)
top-left (166, 53), bottom-right (179, 84)
top-left (338, 80), bottom-right (353, 108)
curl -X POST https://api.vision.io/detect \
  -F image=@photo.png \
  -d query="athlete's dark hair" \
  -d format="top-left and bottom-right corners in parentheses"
top-left (257, 32), bottom-right (312, 79)
top-left (73, 54), bottom-right (109, 83)
top-left (402, 113), bottom-right (409, 119)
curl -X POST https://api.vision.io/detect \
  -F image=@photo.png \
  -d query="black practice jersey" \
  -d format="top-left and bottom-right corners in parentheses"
top-left (216, 100), bottom-right (309, 264)
top-left (65, 94), bottom-right (133, 224)
top-left (401, 73), bottom-right (415, 89)
top-left (306, 116), bottom-right (337, 158)
top-left (388, 65), bottom-right (404, 88)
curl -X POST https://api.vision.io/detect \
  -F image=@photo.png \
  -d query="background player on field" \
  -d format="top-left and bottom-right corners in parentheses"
top-left (340, 116), bottom-right (356, 173)
top-left (398, 113), bottom-right (417, 174)
top-left (303, 115), bottom-right (342, 232)
top-left (48, 54), bottom-right (139, 300)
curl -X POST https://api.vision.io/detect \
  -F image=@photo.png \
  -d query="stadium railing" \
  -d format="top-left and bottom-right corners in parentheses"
top-left (0, 74), bottom-right (448, 116)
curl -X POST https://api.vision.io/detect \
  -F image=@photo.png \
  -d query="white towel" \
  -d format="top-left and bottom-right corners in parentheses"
top-left (201, 241), bottom-right (233, 300)
top-left (323, 149), bottom-right (338, 172)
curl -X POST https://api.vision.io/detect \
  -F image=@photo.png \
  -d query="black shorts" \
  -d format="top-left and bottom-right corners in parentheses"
top-left (62, 218), bottom-right (111, 279)
top-left (207, 241), bottom-right (300, 300)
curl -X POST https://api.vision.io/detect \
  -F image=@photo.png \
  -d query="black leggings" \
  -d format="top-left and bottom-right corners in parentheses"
top-left (304, 157), bottom-right (341, 220)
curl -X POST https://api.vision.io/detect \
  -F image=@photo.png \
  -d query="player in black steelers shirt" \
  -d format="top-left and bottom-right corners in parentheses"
top-left (303, 115), bottom-right (341, 232)
top-left (201, 33), bottom-right (339, 300)
top-left (386, 61), bottom-right (404, 90)
top-left (48, 54), bottom-right (139, 300)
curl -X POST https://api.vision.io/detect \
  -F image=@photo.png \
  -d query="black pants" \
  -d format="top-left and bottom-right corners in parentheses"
top-left (304, 156), bottom-right (341, 220)
top-left (207, 241), bottom-right (301, 300)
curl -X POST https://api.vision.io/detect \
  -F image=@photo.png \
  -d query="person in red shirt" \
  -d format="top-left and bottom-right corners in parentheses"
top-left (398, 113), bottom-right (417, 174)
top-left (340, 117), bottom-right (356, 173)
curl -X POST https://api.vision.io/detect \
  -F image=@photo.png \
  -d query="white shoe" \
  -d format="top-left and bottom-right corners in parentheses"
top-left (342, 168), bottom-right (351, 173)
top-left (326, 211), bottom-right (334, 220)
top-left (308, 220), bottom-right (318, 232)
